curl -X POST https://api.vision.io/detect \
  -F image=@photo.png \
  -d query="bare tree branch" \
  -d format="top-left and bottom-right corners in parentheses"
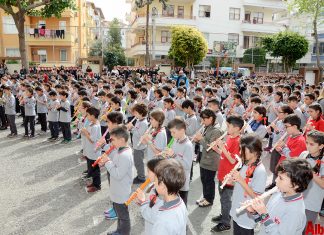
top-left (0, 3), bottom-right (15, 15)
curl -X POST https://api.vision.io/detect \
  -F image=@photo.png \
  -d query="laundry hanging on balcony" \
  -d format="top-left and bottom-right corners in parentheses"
top-left (29, 28), bottom-right (65, 39)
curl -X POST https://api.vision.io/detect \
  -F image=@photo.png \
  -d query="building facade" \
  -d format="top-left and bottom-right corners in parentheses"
top-left (0, 0), bottom-right (105, 66)
top-left (125, 0), bottom-right (287, 66)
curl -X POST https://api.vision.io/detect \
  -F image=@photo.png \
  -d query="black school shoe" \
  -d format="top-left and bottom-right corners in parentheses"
top-left (133, 176), bottom-right (146, 184)
top-left (211, 223), bottom-right (231, 232)
top-left (211, 214), bottom-right (222, 223)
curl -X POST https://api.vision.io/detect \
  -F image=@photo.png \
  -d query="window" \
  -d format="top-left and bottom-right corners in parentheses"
top-left (60, 49), bottom-right (67, 61)
top-left (59, 21), bottom-right (66, 31)
top-left (162, 5), bottom-right (174, 17)
top-left (178, 6), bottom-right (184, 18)
top-left (252, 12), bottom-right (264, 24)
top-left (228, 33), bottom-right (239, 45)
top-left (244, 11), bottom-right (251, 22)
top-left (38, 50), bottom-right (47, 63)
top-left (243, 36), bottom-right (250, 49)
top-left (199, 5), bottom-right (211, 18)
top-left (3, 16), bottom-right (18, 34)
top-left (161, 31), bottom-right (171, 43)
top-left (38, 20), bottom-right (46, 28)
top-left (6, 48), bottom-right (20, 57)
top-left (313, 42), bottom-right (324, 55)
top-left (229, 8), bottom-right (240, 20)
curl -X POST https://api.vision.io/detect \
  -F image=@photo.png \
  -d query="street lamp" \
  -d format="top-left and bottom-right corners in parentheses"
top-left (152, 7), bottom-right (158, 62)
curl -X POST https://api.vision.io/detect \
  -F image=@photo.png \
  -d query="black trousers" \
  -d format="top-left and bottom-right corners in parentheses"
top-left (113, 202), bottom-right (130, 235)
top-left (59, 122), bottom-right (71, 140)
top-left (24, 116), bottom-right (35, 135)
top-left (179, 190), bottom-right (188, 206)
top-left (38, 113), bottom-right (47, 131)
top-left (86, 158), bottom-right (101, 188)
top-left (70, 105), bottom-right (74, 118)
top-left (200, 167), bottom-right (216, 203)
top-left (20, 106), bottom-right (25, 118)
top-left (233, 220), bottom-right (254, 235)
top-left (0, 106), bottom-right (7, 127)
top-left (15, 96), bottom-right (20, 113)
top-left (49, 121), bottom-right (59, 138)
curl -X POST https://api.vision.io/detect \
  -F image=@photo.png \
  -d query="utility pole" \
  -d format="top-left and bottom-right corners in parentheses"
top-left (152, 7), bottom-right (157, 62)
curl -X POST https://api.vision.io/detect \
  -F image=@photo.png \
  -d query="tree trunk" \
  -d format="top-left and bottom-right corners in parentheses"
top-left (13, 13), bottom-right (28, 70)
top-left (313, 4), bottom-right (322, 83)
top-left (145, 3), bottom-right (150, 67)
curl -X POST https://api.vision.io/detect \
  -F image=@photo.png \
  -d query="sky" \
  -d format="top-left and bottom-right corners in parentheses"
top-left (91, 0), bottom-right (131, 23)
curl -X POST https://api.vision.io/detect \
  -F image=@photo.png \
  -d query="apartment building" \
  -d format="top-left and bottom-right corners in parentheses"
top-left (125, 0), bottom-right (287, 66)
top-left (0, 0), bottom-right (105, 66)
top-left (280, 11), bottom-right (324, 67)
top-left (126, 0), bottom-right (196, 66)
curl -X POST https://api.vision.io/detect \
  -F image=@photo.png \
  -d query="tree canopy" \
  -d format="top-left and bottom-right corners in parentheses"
top-left (89, 18), bottom-right (126, 70)
top-left (261, 31), bottom-right (309, 73)
top-left (242, 47), bottom-right (266, 68)
top-left (168, 25), bottom-right (208, 67)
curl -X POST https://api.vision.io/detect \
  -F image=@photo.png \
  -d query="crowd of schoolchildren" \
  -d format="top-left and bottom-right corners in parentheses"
top-left (0, 67), bottom-right (323, 235)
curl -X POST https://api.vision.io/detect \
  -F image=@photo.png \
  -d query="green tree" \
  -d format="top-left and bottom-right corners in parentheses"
top-left (168, 25), bottom-right (208, 68)
top-left (0, 0), bottom-right (76, 69)
top-left (103, 48), bottom-right (126, 70)
top-left (104, 18), bottom-right (126, 70)
top-left (135, 0), bottom-right (168, 66)
top-left (242, 47), bottom-right (266, 67)
top-left (286, 0), bottom-right (324, 81)
top-left (108, 18), bottom-right (122, 47)
top-left (261, 31), bottom-right (309, 73)
top-left (89, 41), bottom-right (103, 57)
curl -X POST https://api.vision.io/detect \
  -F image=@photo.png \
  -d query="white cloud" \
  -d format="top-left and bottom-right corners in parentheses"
top-left (91, 0), bottom-right (131, 22)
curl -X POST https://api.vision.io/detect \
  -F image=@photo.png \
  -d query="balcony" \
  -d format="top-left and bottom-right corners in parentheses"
top-left (127, 42), bottom-right (170, 57)
top-left (243, 0), bottom-right (287, 10)
top-left (131, 14), bottom-right (196, 29)
top-left (25, 30), bottom-right (75, 46)
top-left (241, 20), bottom-right (284, 34)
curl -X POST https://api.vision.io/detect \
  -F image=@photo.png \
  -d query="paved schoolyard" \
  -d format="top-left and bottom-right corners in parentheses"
top-left (0, 117), bottom-right (322, 235)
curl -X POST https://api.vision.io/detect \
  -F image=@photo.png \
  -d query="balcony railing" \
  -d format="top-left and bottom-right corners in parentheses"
top-left (241, 20), bottom-right (283, 33)
top-left (130, 14), bottom-right (196, 26)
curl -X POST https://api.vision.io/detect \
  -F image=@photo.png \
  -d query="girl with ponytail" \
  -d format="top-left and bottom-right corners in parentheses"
top-left (228, 134), bottom-right (267, 235)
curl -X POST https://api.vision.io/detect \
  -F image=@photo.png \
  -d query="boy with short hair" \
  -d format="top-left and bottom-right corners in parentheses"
top-left (287, 95), bottom-right (306, 129)
top-left (174, 87), bottom-right (186, 118)
top-left (182, 99), bottom-right (199, 138)
top-left (3, 86), bottom-right (17, 137)
top-left (165, 118), bottom-right (194, 206)
top-left (47, 91), bottom-right (60, 141)
top-left (126, 103), bottom-right (149, 184)
top-left (138, 159), bottom-right (187, 235)
top-left (210, 115), bottom-right (244, 232)
top-left (35, 86), bottom-right (48, 134)
top-left (275, 114), bottom-right (307, 161)
top-left (81, 106), bottom-right (102, 193)
top-left (104, 126), bottom-right (134, 235)
top-left (163, 97), bottom-right (176, 127)
top-left (248, 158), bottom-right (313, 235)
top-left (23, 87), bottom-right (36, 138)
top-left (57, 91), bottom-right (72, 143)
